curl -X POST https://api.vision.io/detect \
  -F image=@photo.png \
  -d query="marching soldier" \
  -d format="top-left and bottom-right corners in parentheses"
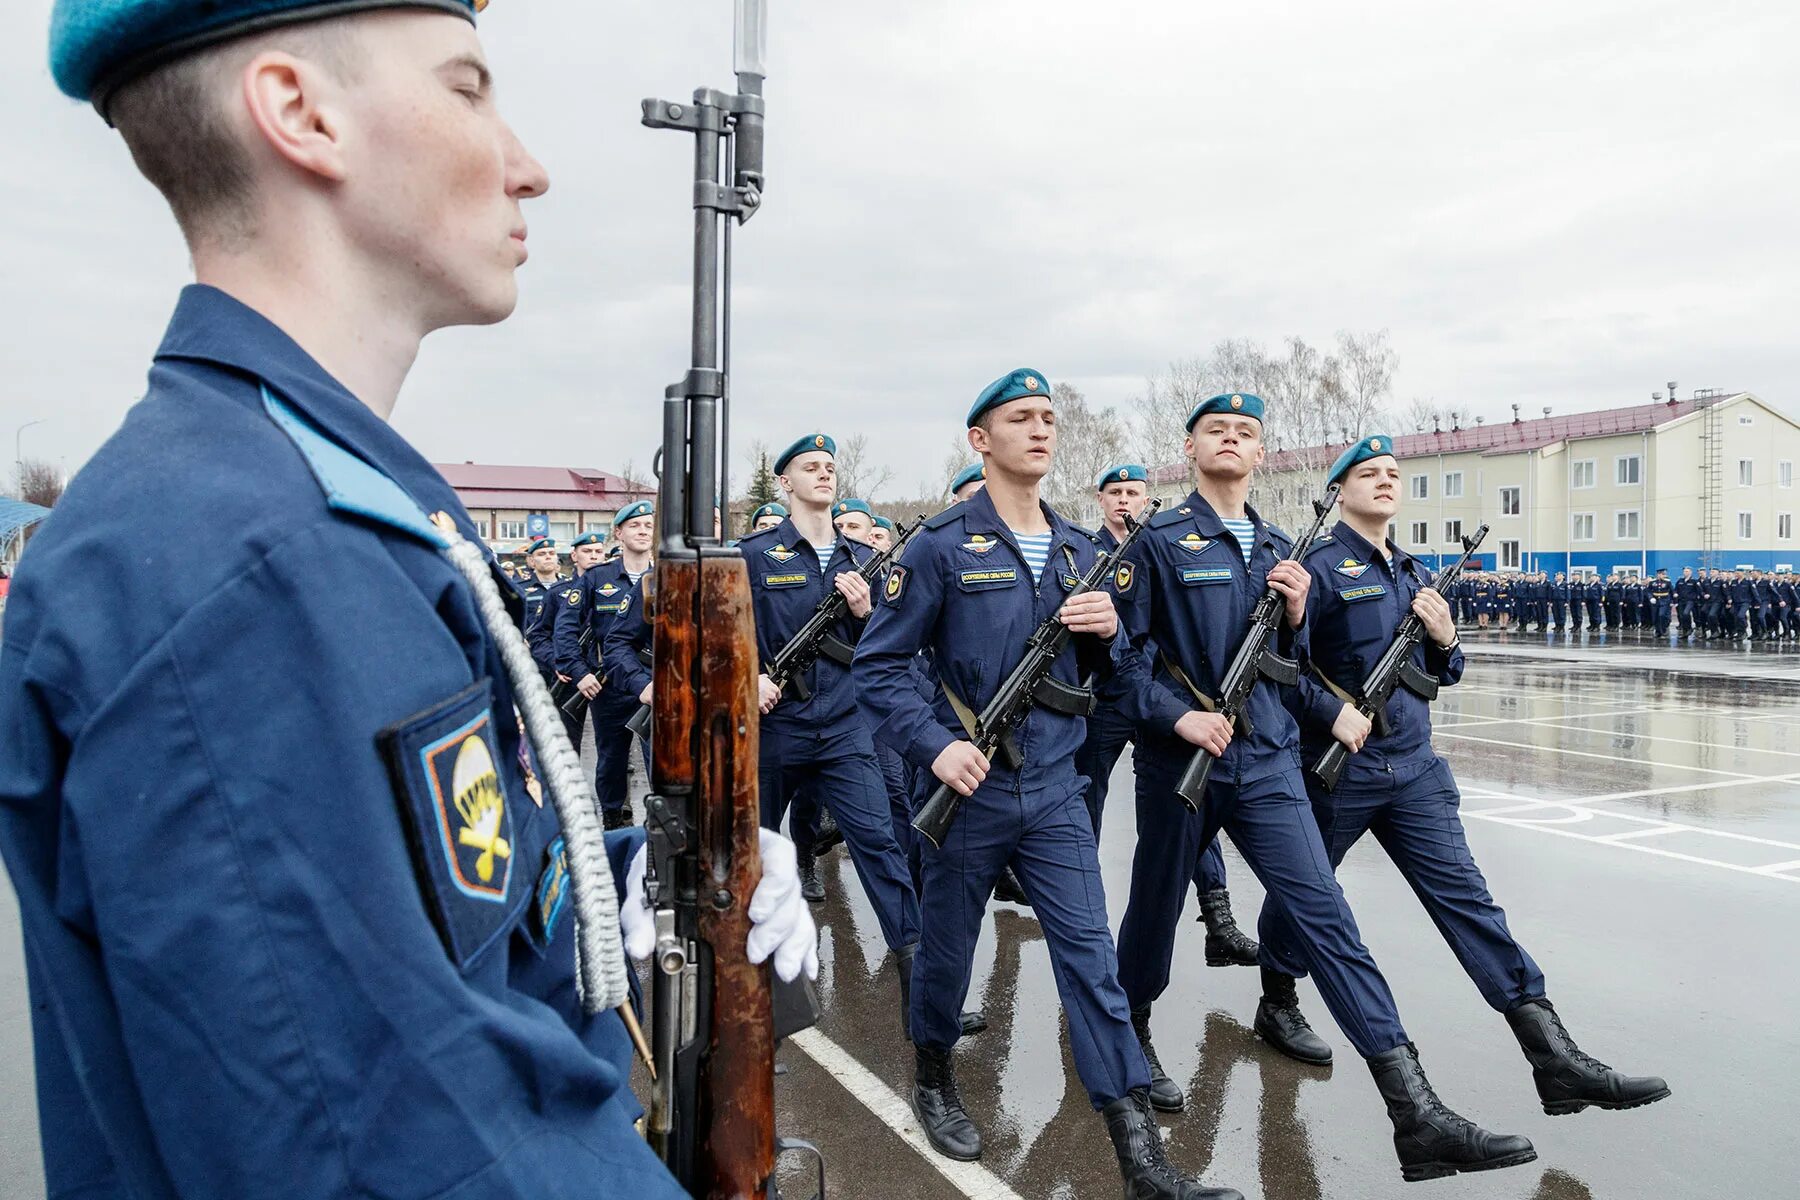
top-left (1676, 567), bottom-right (1698, 638)
top-left (528, 531), bottom-right (604, 747)
top-left (1112, 399), bottom-right (1535, 1183)
top-left (1263, 436), bottom-right (1669, 1146)
top-left (1729, 570), bottom-right (1754, 639)
top-left (855, 371), bottom-right (1242, 1199)
top-left (1075, 464), bottom-right (1258, 975)
top-left (1650, 569), bottom-right (1674, 637)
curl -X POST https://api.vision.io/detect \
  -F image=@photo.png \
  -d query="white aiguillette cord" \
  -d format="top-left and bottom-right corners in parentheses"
top-left (430, 513), bottom-right (655, 1076)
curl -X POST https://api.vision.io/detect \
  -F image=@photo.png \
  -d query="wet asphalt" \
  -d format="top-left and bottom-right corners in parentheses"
top-left (3, 629), bottom-right (1797, 1198)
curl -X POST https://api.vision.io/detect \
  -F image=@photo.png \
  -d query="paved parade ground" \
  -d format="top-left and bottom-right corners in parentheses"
top-left (4, 632), bottom-right (1798, 1198)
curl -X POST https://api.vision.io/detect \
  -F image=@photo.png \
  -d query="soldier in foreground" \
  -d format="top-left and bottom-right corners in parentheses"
top-left (1263, 436), bottom-right (1670, 1129)
top-left (2, 4), bottom-right (816, 1194)
top-left (856, 370), bottom-right (1242, 1200)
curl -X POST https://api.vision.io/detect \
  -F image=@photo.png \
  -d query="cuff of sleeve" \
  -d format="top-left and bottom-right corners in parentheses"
top-left (907, 724), bottom-right (959, 773)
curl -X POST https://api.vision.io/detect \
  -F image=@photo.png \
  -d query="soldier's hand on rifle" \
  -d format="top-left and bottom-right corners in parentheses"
top-left (1173, 710), bottom-right (1232, 757)
top-left (577, 672), bottom-right (602, 700)
top-left (555, 672), bottom-right (571, 684)
top-left (933, 741), bottom-right (990, 797)
top-left (757, 673), bottom-right (782, 714)
top-left (834, 571), bottom-right (873, 619)
top-left (638, 682), bottom-right (653, 705)
top-left (1057, 589), bottom-right (1117, 638)
top-left (1266, 560), bottom-right (1311, 629)
top-left (1412, 587), bottom-right (1457, 647)
top-left (1331, 704), bottom-right (1373, 753)
top-left (747, 829), bottom-right (820, 982)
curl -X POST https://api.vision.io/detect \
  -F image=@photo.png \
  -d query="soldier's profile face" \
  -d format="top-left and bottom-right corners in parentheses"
top-left (867, 526), bottom-right (893, 551)
top-left (953, 480), bottom-right (985, 502)
top-left (572, 544), bottom-right (604, 570)
top-left (1337, 458), bottom-right (1399, 517)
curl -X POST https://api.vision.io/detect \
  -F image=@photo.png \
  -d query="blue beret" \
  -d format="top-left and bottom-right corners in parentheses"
top-left (570, 531), bottom-right (603, 548)
top-left (949, 462), bottom-right (986, 494)
top-left (1185, 392), bottom-right (1266, 431)
top-left (774, 433), bottom-right (835, 476)
top-left (51, 0), bottom-right (479, 109)
top-left (525, 536), bottom-right (554, 554)
top-left (749, 502), bottom-right (789, 525)
top-left (967, 367), bottom-right (1050, 427)
top-left (1326, 434), bottom-right (1397, 487)
top-left (613, 500), bottom-right (654, 529)
top-left (872, 515), bottom-right (896, 533)
top-left (831, 498), bottom-right (873, 520)
top-left (1095, 463), bottom-right (1149, 491)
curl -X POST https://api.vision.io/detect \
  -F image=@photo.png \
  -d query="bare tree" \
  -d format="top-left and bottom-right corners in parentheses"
top-left (15, 459), bottom-right (64, 509)
top-left (1331, 329), bottom-right (1398, 438)
top-left (1395, 395), bottom-right (1442, 435)
top-left (941, 430), bottom-right (977, 497)
top-left (1042, 382), bottom-right (1128, 525)
top-left (834, 432), bottom-right (894, 503)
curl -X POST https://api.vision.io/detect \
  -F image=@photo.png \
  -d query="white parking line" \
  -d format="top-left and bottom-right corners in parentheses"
top-left (1461, 773), bottom-right (1800, 807)
top-left (788, 1027), bottom-right (1027, 1200)
top-left (1434, 729), bottom-right (1765, 778)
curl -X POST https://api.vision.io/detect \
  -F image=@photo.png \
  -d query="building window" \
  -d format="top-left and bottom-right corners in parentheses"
top-left (1409, 474), bottom-right (1429, 500)
top-left (1444, 519), bottom-right (1463, 543)
top-left (1739, 459), bottom-right (1755, 487)
top-left (1739, 512), bottom-right (1754, 540)
top-left (497, 519), bottom-right (527, 541)
top-left (550, 521), bottom-right (577, 543)
top-left (1444, 471), bottom-right (1464, 499)
top-left (1781, 461), bottom-right (1793, 488)
top-left (1615, 510), bottom-right (1640, 540)
top-left (1498, 486), bottom-right (1521, 516)
top-left (475, 516), bottom-right (491, 539)
top-left (1499, 539), bottom-right (1521, 569)
top-left (1387, 522), bottom-right (1397, 544)
top-left (1615, 455), bottom-right (1641, 486)
top-left (1572, 513), bottom-right (1595, 541)
top-left (1571, 460), bottom-right (1596, 489)
top-left (1409, 521), bottom-right (1428, 545)
top-left (1780, 513), bottom-right (1793, 540)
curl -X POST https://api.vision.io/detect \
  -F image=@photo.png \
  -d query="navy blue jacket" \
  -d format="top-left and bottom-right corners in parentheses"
top-left (1290, 522), bottom-right (1463, 777)
top-left (552, 558), bottom-right (641, 681)
top-left (524, 573), bottom-right (574, 673)
top-left (1113, 490), bottom-right (1309, 781)
top-left (0, 287), bottom-right (679, 1200)
top-left (854, 488), bottom-right (1123, 793)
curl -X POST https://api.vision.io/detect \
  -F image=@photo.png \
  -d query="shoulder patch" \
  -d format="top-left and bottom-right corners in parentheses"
top-left (884, 565), bottom-right (908, 604)
top-left (1113, 561), bottom-right (1136, 594)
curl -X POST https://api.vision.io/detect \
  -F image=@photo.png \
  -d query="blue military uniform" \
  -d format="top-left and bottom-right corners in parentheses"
top-left (0, 286), bottom-right (680, 1199)
top-left (1649, 571), bottom-right (1674, 636)
top-left (1584, 576), bottom-right (1604, 627)
top-left (552, 527), bottom-right (651, 821)
top-left (740, 513), bottom-right (920, 952)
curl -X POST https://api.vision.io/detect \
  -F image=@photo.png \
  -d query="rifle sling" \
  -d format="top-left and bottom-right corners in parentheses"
top-left (1159, 653), bottom-right (1254, 739)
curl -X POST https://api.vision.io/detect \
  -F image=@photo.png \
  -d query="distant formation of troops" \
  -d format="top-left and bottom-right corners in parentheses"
top-left (1449, 568), bottom-right (1798, 641)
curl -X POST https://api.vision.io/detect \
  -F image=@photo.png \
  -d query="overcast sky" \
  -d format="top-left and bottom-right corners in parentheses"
top-left (8, 0), bottom-right (1799, 496)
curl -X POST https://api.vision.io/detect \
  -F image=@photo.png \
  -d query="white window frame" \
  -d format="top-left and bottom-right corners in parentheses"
top-left (1739, 459), bottom-right (1755, 487)
top-left (1443, 471), bottom-right (1464, 499)
top-left (1498, 486), bottom-right (1521, 516)
top-left (1619, 566), bottom-right (1641, 580)
top-left (1781, 460), bottom-right (1794, 488)
top-left (549, 520), bottom-right (578, 543)
top-left (497, 519), bottom-right (528, 541)
top-left (1499, 539), bottom-right (1521, 569)
top-left (1738, 511), bottom-right (1754, 540)
top-left (1571, 512), bottom-right (1596, 541)
top-left (1571, 459), bottom-right (1596, 489)
top-left (1409, 474), bottom-right (1429, 501)
top-left (1409, 520), bottom-right (1429, 545)
top-left (1615, 509), bottom-right (1641, 540)
top-left (1387, 521), bottom-right (1398, 545)
top-left (1571, 565), bottom-right (1597, 580)
top-left (1615, 455), bottom-right (1641, 486)
top-left (1779, 513), bottom-right (1793, 541)
top-left (1444, 518), bottom-right (1464, 543)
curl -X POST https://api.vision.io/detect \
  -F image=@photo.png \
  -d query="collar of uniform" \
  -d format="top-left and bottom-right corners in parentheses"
top-left (153, 285), bottom-right (480, 544)
top-left (1330, 519), bottom-right (1403, 576)
top-left (959, 482), bottom-right (1081, 568)
top-left (760, 515), bottom-right (855, 569)
top-left (1182, 489), bottom-right (1273, 548)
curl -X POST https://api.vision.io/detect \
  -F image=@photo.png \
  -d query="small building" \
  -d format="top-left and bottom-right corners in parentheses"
top-left (433, 463), bottom-right (654, 558)
top-left (1151, 391), bottom-right (1800, 577)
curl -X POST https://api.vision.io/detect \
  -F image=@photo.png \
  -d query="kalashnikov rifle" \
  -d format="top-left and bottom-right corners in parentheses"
top-left (637, 5), bottom-right (822, 1197)
top-left (1171, 483), bottom-right (1341, 810)
top-left (1308, 523), bottom-right (1488, 792)
top-left (911, 500), bottom-right (1161, 849)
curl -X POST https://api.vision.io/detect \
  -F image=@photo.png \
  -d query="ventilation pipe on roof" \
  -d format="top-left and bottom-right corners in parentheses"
top-left (1543, 407), bottom-right (1552, 418)
top-left (1476, 415), bottom-right (1485, 426)
top-left (1667, 380), bottom-right (1679, 406)
top-left (1450, 410), bottom-right (1461, 432)
top-left (1511, 403), bottom-right (1521, 425)
top-left (1433, 415), bottom-right (1441, 433)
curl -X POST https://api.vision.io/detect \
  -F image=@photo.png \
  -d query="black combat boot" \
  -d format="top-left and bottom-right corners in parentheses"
top-left (1253, 968), bottom-right (1332, 1066)
top-left (811, 808), bottom-right (843, 857)
top-left (1129, 1006), bottom-right (1186, 1112)
top-left (1367, 1043), bottom-right (1536, 1182)
top-left (1197, 889), bottom-right (1259, 967)
top-left (913, 1045), bottom-right (981, 1161)
top-left (992, 864), bottom-right (1031, 906)
top-left (1102, 1088), bottom-right (1244, 1200)
top-left (1505, 997), bottom-right (1670, 1115)
top-left (618, 800), bottom-right (635, 828)
top-left (896, 944), bottom-right (987, 1041)
top-left (601, 806), bottom-right (627, 832)
top-left (797, 850), bottom-right (825, 903)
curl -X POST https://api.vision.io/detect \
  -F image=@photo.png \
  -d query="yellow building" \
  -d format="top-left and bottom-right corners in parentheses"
top-left (1150, 391), bottom-right (1800, 576)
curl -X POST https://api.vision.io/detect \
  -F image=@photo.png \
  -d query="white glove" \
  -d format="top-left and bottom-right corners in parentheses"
top-left (621, 831), bottom-right (819, 983)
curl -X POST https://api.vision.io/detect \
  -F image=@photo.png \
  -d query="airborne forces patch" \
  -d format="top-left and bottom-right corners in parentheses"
top-left (884, 566), bottom-right (908, 604)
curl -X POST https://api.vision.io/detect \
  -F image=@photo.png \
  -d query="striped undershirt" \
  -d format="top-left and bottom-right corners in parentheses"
top-left (1219, 517), bottom-right (1256, 567)
top-left (814, 541), bottom-right (836, 573)
top-left (1011, 530), bottom-right (1054, 581)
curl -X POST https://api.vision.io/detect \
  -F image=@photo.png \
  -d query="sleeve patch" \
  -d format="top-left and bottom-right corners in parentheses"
top-left (884, 566), bottom-right (908, 605)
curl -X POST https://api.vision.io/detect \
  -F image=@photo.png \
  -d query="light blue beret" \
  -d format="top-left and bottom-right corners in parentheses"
top-left (872, 515), bottom-right (896, 533)
top-left (967, 367), bottom-right (1050, 427)
top-left (51, 0), bottom-right (478, 110)
top-left (570, 531), bottom-right (603, 548)
top-left (774, 433), bottom-right (835, 476)
top-left (949, 462), bottom-right (986, 494)
top-left (612, 500), bottom-right (654, 529)
top-left (1095, 463), bottom-right (1149, 491)
top-left (1326, 434), bottom-right (1397, 487)
top-left (525, 536), bottom-right (554, 554)
top-left (1185, 392), bottom-right (1266, 431)
top-left (750, 502), bottom-right (789, 525)
top-left (831, 498), bottom-right (873, 520)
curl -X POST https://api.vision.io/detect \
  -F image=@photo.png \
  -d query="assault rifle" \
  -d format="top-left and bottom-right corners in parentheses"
top-left (551, 619), bottom-right (594, 717)
top-left (1172, 483), bottom-right (1341, 810)
top-left (912, 500), bottom-right (1161, 849)
top-left (767, 515), bottom-right (925, 700)
top-left (1308, 523), bottom-right (1488, 793)
top-left (637, 5), bottom-right (823, 1197)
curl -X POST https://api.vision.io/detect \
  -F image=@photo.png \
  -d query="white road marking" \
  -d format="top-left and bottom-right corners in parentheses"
top-left (1433, 729), bottom-right (1766, 778)
top-left (788, 1027), bottom-right (1027, 1200)
top-left (1461, 773), bottom-right (1800, 807)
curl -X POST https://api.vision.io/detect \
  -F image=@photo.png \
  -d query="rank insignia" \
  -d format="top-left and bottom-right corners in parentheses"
top-left (764, 544), bottom-right (799, 564)
top-left (961, 534), bottom-right (998, 554)
top-left (1334, 557), bottom-right (1372, 579)
top-left (1114, 562), bottom-right (1135, 593)
top-left (1176, 531), bottom-right (1213, 555)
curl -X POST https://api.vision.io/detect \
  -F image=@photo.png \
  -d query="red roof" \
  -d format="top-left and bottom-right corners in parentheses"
top-left (433, 462), bottom-right (653, 513)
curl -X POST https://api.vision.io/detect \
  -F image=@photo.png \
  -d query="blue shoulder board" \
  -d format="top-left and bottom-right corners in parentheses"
top-left (923, 500), bottom-right (972, 531)
top-left (1146, 506), bottom-right (1190, 529)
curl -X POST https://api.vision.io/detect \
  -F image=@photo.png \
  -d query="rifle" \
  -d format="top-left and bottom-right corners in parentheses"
top-left (767, 514), bottom-right (926, 701)
top-left (1309, 523), bottom-right (1488, 793)
top-left (1171, 483), bottom-right (1341, 810)
top-left (551, 618), bottom-right (594, 717)
top-left (912, 500), bottom-right (1161, 849)
top-left (638, 7), bottom-right (821, 1198)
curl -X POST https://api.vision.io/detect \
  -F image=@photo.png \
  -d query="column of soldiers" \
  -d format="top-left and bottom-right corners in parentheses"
top-left (1446, 566), bottom-right (1798, 641)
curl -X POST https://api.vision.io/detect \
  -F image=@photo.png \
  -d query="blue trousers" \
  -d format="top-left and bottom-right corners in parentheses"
top-left (875, 739), bottom-right (922, 895)
top-left (1262, 752), bottom-right (1545, 1014)
top-left (591, 687), bottom-right (647, 814)
top-left (1075, 706), bottom-right (1227, 891)
top-left (911, 774), bottom-right (1149, 1109)
top-left (760, 727), bottom-right (920, 952)
top-left (1118, 747), bottom-right (1408, 1058)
